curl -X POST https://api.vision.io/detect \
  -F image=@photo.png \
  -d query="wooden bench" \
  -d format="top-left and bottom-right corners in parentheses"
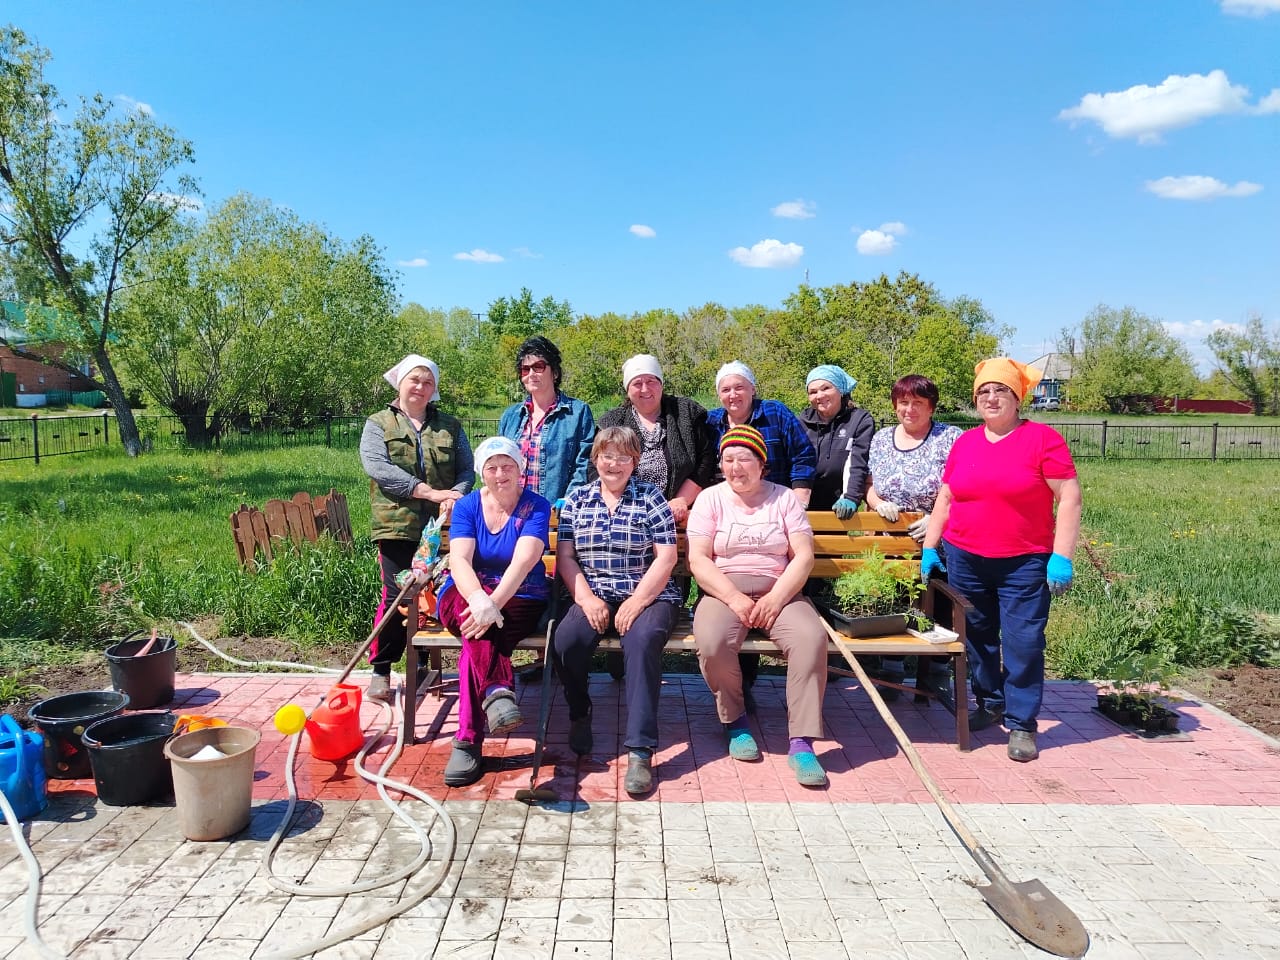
top-left (403, 511), bottom-right (973, 749)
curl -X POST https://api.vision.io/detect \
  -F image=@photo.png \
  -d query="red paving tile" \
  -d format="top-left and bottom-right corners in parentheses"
top-left (45, 672), bottom-right (1280, 807)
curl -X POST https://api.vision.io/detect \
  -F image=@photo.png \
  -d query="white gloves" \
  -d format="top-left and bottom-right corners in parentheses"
top-left (907, 513), bottom-right (930, 543)
top-left (874, 501), bottom-right (901, 522)
top-left (467, 589), bottom-right (505, 632)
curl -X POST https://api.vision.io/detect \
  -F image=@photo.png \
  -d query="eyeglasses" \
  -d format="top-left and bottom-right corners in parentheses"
top-left (519, 360), bottom-right (550, 375)
top-left (598, 453), bottom-right (634, 465)
top-left (976, 386), bottom-right (1014, 398)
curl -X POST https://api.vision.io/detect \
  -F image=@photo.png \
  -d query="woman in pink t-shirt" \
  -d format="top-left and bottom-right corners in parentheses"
top-left (686, 425), bottom-right (829, 787)
top-left (920, 359), bottom-right (1082, 763)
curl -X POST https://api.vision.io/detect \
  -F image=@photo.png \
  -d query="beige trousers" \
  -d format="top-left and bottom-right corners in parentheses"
top-left (693, 573), bottom-right (827, 739)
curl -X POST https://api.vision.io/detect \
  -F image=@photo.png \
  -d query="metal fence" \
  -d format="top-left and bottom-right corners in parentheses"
top-left (0, 413), bottom-right (506, 463)
top-left (2, 412), bottom-right (1278, 464)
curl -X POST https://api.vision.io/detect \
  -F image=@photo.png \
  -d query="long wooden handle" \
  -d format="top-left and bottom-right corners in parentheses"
top-left (819, 614), bottom-right (990, 861)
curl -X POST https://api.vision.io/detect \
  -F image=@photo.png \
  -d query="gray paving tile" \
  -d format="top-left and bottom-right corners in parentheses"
top-left (556, 897), bottom-right (613, 941)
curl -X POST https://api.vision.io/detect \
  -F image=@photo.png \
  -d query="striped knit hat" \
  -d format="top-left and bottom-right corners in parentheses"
top-left (719, 425), bottom-right (768, 463)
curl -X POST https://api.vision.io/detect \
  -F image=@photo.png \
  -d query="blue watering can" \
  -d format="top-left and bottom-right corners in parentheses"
top-left (0, 713), bottom-right (48, 823)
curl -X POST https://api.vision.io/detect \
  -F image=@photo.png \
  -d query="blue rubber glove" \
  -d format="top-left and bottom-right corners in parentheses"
top-left (832, 497), bottom-right (858, 520)
top-left (553, 498), bottom-right (567, 512)
top-left (920, 547), bottom-right (945, 582)
top-left (1046, 553), bottom-right (1074, 595)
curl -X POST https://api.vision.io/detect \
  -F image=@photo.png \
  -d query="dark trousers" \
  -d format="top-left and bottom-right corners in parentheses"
top-left (369, 539), bottom-right (416, 674)
top-left (552, 600), bottom-right (680, 751)
top-left (943, 542), bottom-right (1050, 733)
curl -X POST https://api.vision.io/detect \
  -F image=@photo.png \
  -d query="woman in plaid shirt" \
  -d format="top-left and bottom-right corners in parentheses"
top-left (552, 426), bottom-right (682, 796)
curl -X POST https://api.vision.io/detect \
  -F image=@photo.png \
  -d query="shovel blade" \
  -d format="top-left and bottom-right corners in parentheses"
top-left (978, 876), bottom-right (1089, 959)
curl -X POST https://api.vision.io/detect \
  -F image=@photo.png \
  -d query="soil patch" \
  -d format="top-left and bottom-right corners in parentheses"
top-left (1176, 665), bottom-right (1280, 740)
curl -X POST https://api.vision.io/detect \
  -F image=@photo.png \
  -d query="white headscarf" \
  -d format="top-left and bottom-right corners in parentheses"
top-left (622, 354), bottom-right (664, 390)
top-left (383, 354), bottom-right (441, 402)
top-left (473, 435), bottom-right (527, 474)
top-left (715, 360), bottom-right (756, 393)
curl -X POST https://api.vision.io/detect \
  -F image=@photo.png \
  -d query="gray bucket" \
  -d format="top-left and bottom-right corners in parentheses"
top-left (164, 726), bottom-right (261, 841)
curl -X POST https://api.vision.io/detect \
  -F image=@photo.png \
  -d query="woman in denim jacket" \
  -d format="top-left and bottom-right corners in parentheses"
top-left (497, 336), bottom-right (596, 509)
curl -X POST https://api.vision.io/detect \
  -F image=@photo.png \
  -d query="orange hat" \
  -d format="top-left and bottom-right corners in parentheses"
top-left (973, 358), bottom-right (1042, 402)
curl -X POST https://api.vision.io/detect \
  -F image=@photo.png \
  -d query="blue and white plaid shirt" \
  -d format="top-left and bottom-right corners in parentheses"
top-left (558, 477), bottom-right (681, 604)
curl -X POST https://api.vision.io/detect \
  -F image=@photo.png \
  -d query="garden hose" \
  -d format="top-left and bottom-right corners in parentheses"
top-left (0, 788), bottom-right (68, 960)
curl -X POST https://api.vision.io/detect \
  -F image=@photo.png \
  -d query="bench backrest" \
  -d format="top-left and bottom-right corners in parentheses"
top-left (434, 508), bottom-right (923, 583)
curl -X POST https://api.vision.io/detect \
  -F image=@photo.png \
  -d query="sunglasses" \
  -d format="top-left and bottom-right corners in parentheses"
top-left (519, 360), bottom-right (550, 375)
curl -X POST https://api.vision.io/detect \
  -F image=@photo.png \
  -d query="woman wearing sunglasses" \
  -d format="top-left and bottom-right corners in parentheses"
top-left (497, 335), bottom-right (596, 510)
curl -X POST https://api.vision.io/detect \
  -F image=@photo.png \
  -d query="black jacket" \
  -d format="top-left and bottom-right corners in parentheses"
top-left (594, 394), bottom-right (717, 499)
top-left (799, 402), bottom-right (875, 510)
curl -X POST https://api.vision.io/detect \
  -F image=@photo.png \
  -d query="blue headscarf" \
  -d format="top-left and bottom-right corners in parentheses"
top-left (805, 364), bottom-right (856, 397)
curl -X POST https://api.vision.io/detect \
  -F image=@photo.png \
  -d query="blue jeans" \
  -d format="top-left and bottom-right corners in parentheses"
top-left (552, 600), bottom-right (680, 751)
top-left (943, 542), bottom-right (1050, 733)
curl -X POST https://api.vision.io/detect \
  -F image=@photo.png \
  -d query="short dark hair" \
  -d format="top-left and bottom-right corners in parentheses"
top-left (516, 336), bottom-right (563, 390)
top-left (890, 374), bottom-right (939, 409)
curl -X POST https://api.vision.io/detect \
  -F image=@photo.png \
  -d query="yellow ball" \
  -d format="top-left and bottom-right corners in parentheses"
top-left (274, 704), bottom-right (307, 736)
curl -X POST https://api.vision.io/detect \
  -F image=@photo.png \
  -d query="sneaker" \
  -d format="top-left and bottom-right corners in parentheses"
top-left (1008, 730), bottom-right (1039, 762)
top-left (368, 673), bottom-right (392, 703)
top-left (969, 704), bottom-right (1005, 731)
top-left (569, 716), bottom-right (593, 756)
top-left (624, 751), bottom-right (654, 795)
top-left (482, 689), bottom-right (522, 735)
top-left (726, 727), bottom-right (760, 761)
top-left (788, 751), bottom-right (828, 787)
top-left (443, 740), bottom-right (484, 786)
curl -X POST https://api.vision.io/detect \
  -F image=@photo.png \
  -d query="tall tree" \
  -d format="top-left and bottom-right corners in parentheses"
top-left (1206, 315), bottom-right (1279, 415)
top-left (114, 194), bottom-right (397, 445)
top-left (0, 26), bottom-right (197, 454)
top-left (1064, 305), bottom-right (1198, 412)
top-left (764, 273), bottom-right (1005, 412)
top-left (487, 287), bottom-right (572, 340)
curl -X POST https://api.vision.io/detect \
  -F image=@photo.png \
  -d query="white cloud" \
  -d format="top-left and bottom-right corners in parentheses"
top-left (513, 246), bottom-right (542, 258)
top-left (1163, 318), bottom-right (1244, 338)
top-left (115, 94), bottom-right (153, 115)
top-left (453, 249), bottom-right (504, 263)
top-left (727, 238), bottom-right (804, 269)
top-left (771, 199), bottom-right (816, 220)
top-left (629, 224), bottom-right (656, 238)
top-left (855, 229), bottom-right (898, 255)
top-left (397, 257), bottom-right (429, 268)
top-left (878, 221), bottom-right (908, 236)
top-left (1058, 70), bottom-right (1280, 143)
top-left (1145, 175), bottom-right (1263, 200)
top-left (149, 192), bottom-right (202, 212)
top-left (1221, 0), bottom-right (1280, 15)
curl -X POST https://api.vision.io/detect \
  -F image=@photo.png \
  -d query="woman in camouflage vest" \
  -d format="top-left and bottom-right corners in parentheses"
top-left (360, 354), bottom-right (475, 702)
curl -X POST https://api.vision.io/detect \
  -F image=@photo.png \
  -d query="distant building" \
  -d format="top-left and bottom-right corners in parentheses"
top-left (1, 300), bottom-right (99, 407)
top-left (1025, 353), bottom-right (1074, 404)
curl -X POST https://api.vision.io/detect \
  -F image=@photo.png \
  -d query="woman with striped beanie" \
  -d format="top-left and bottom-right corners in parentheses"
top-left (684, 425), bottom-right (831, 786)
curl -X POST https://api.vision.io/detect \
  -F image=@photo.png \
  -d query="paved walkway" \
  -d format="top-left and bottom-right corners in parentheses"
top-left (4, 671), bottom-right (1280, 958)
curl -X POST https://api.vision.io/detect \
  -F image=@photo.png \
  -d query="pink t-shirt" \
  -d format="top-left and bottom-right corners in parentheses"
top-left (686, 481), bottom-right (813, 579)
top-left (941, 421), bottom-right (1076, 557)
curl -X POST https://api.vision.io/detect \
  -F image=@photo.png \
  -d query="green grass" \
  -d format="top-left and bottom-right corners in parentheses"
top-left (1047, 459), bottom-right (1280, 680)
top-left (0, 446), bottom-right (378, 645)
top-left (2, 447), bottom-right (1279, 682)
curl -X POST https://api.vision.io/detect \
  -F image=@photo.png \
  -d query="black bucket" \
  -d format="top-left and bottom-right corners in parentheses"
top-left (105, 631), bottom-right (177, 709)
top-left (81, 711), bottom-right (176, 806)
top-left (28, 690), bottom-right (130, 779)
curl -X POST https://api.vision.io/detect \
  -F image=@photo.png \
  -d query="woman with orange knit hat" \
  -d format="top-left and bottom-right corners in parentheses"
top-left (920, 358), bottom-right (1082, 763)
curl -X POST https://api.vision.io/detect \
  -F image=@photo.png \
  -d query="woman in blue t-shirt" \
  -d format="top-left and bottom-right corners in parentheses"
top-left (436, 436), bottom-right (552, 787)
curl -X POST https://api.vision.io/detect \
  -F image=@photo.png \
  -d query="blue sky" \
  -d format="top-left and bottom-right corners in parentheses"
top-left (10, 1), bottom-right (1279, 368)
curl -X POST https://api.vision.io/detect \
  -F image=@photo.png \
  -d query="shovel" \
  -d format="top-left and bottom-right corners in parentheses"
top-left (515, 619), bottom-right (559, 804)
top-left (820, 615), bottom-right (1089, 959)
